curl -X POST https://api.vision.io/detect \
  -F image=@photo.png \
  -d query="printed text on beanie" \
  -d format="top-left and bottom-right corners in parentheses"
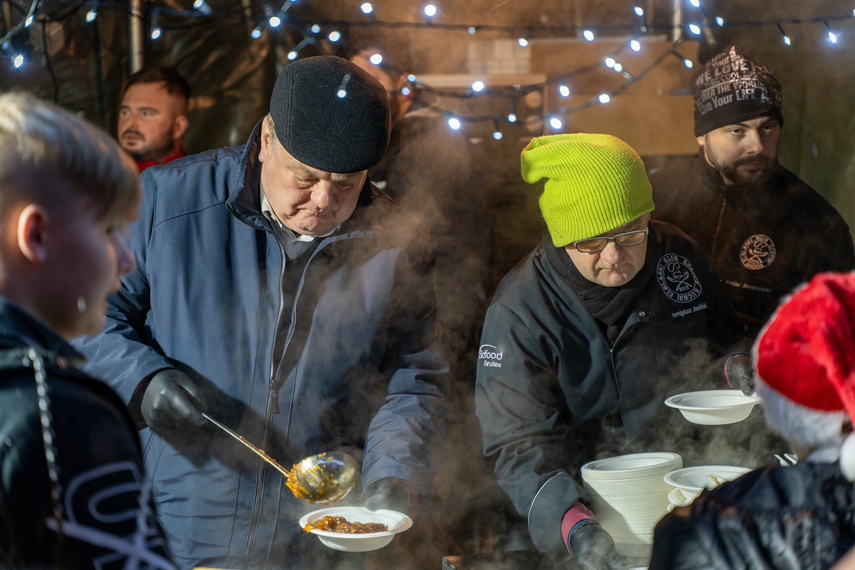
top-left (692, 45), bottom-right (783, 137)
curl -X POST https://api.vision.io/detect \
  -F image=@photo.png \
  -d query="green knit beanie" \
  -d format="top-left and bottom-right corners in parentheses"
top-left (521, 133), bottom-right (654, 247)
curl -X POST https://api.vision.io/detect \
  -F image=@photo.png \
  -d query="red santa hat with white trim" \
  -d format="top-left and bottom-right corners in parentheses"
top-left (753, 271), bottom-right (855, 479)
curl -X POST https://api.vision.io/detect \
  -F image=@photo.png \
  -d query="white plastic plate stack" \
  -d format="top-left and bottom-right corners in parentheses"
top-left (581, 452), bottom-right (682, 561)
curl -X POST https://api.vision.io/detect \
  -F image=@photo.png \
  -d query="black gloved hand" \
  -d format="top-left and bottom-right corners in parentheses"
top-left (140, 369), bottom-right (208, 430)
top-left (725, 353), bottom-right (754, 395)
top-left (363, 477), bottom-right (411, 514)
top-left (568, 520), bottom-right (628, 570)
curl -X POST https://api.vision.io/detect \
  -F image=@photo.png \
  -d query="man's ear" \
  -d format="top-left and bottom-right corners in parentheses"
top-left (17, 203), bottom-right (48, 264)
top-left (174, 114), bottom-right (189, 141)
top-left (258, 117), bottom-right (273, 163)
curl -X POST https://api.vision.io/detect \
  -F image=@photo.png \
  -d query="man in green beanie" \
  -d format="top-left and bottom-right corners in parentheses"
top-left (475, 133), bottom-right (761, 569)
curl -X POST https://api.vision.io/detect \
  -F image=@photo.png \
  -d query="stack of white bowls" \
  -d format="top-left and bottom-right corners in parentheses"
top-left (581, 452), bottom-right (682, 561)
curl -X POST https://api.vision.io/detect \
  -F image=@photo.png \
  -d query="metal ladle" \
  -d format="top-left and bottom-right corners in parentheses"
top-left (202, 412), bottom-right (359, 504)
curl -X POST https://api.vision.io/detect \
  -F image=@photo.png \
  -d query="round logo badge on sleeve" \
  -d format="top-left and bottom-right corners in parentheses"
top-left (739, 234), bottom-right (776, 270)
top-left (657, 254), bottom-right (702, 303)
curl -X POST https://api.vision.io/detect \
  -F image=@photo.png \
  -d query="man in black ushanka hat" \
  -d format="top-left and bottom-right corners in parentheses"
top-left (650, 45), bottom-right (855, 336)
top-left (72, 55), bottom-right (451, 569)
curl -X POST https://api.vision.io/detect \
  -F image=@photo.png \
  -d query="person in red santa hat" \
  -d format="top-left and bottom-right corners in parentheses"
top-left (649, 271), bottom-right (855, 569)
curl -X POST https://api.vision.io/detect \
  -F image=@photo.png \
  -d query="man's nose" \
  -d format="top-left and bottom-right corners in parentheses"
top-left (312, 182), bottom-right (336, 210)
top-left (744, 129), bottom-right (764, 154)
top-left (599, 241), bottom-right (622, 263)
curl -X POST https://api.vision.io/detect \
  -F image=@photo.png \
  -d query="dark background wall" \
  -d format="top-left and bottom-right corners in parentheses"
top-left (1, 0), bottom-right (853, 271)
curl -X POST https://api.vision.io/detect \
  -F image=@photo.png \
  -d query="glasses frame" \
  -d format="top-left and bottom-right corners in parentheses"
top-left (572, 228), bottom-right (650, 253)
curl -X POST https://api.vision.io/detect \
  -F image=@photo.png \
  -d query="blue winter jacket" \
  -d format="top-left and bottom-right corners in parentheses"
top-left (73, 121), bottom-right (451, 569)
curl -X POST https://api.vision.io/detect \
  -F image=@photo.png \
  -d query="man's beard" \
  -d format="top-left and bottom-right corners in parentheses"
top-left (122, 130), bottom-right (175, 163)
top-left (706, 147), bottom-right (773, 186)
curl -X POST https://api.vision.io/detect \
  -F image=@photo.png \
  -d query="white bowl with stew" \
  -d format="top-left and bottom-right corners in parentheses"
top-left (299, 505), bottom-right (413, 552)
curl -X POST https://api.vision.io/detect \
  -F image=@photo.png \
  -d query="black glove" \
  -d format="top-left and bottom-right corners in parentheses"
top-left (363, 477), bottom-right (411, 514)
top-left (568, 520), bottom-right (628, 570)
top-left (725, 353), bottom-right (754, 395)
top-left (140, 369), bottom-right (208, 430)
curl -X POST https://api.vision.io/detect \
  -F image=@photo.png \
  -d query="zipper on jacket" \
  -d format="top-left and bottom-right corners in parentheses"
top-left (711, 193), bottom-right (728, 259)
top-left (243, 232), bottom-right (287, 569)
top-left (245, 229), bottom-right (379, 567)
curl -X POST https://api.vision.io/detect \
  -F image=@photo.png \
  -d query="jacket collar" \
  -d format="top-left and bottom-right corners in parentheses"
top-left (0, 297), bottom-right (82, 363)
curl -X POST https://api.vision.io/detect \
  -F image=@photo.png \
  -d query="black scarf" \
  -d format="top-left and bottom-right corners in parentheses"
top-left (544, 230), bottom-right (656, 344)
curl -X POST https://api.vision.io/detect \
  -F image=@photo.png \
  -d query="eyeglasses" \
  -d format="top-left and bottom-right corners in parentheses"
top-left (572, 228), bottom-right (649, 253)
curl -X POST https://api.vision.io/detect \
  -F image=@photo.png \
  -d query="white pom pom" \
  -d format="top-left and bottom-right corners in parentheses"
top-left (840, 432), bottom-right (855, 481)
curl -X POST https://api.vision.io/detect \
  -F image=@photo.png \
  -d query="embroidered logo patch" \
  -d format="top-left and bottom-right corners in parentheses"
top-left (657, 254), bottom-right (702, 303)
top-left (739, 234), bottom-right (776, 270)
top-left (478, 344), bottom-right (503, 368)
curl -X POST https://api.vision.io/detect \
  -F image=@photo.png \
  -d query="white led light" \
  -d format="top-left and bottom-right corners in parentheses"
top-left (360, 3), bottom-right (373, 14)
top-left (634, 6), bottom-right (644, 16)
top-left (715, 16), bottom-right (724, 26)
top-left (311, 24), bottom-right (320, 33)
top-left (683, 58), bottom-right (693, 68)
top-left (598, 93), bottom-right (610, 104)
top-left (688, 23), bottom-right (701, 35)
top-left (424, 4), bottom-right (437, 17)
top-left (518, 37), bottom-right (528, 47)
top-left (369, 53), bottom-right (383, 65)
top-left (251, 28), bottom-right (262, 39)
top-left (549, 117), bottom-right (562, 130)
top-left (269, 15), bottom-right (281, 27)
top-left (507, 113), bottom-right (517, 123)
top-left (559, 84), bottom-right (570, 97)
top-left (783, 34), bottom-right (791, 46)
top-left (448, 117), bottom-right (461, 130)
top-left (328, 31), bottom-right (341, 42)
top-left (583, 29), bottom-right (594, 41)
top-left (86, 9), bottom-right (97, 21)
top-left (690, 0), bottom-right (700, 7)
top-left (13, 54), bottom-right (23, 68)
top-left (614, 63), bottom-right (623, 73)
top-left (630, 39), bottom-right (641, 52)
top-left (287, 50), bottom-right (298, 60)
top-left (337, 89), bottom-right (347, 98)
top-left (24, 15), bottom-right (33, 26)
top-left (471, 81), bottom-right (485, 92)
top-left (468, 27), bottom-right (476, 34)
top-left (151, 27), bottom-right (161, 40)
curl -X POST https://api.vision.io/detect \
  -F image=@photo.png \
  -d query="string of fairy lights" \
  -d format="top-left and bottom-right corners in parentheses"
top-left (3, 0), bottom-right (855, 137)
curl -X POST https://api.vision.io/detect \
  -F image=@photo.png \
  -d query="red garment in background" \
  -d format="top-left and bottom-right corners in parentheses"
top-left (135, 147), bottom-right (186, 172)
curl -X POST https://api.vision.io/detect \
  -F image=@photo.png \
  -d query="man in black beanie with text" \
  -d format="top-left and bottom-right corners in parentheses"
top-left (650, 45), bottom-right (855, 335)
top-left (72, 55), bottom-right (451, 569)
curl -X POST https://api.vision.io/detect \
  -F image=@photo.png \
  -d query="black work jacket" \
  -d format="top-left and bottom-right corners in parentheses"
top-left (651, 155), bottom-right (855, 334)
top-left (650, 461), bottom-right (855, 569)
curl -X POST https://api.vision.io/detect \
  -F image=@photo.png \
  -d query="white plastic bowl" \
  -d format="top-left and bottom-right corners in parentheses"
top-left (664, 464), bottom-right (751, 493)
top-left (299, 506), bottom-right (412, 552)
top-left (664, 389), bottom-right (762, 425)
top-left (664, 464), bottom-right (752, 510)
